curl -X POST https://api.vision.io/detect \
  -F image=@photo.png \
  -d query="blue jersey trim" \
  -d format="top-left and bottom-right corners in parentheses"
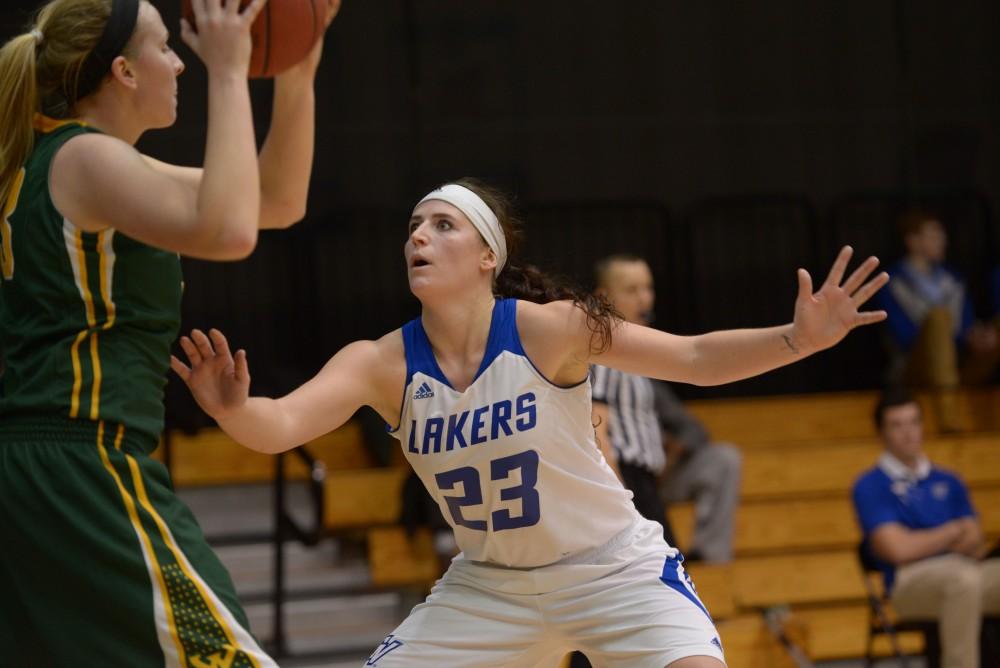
top-left (659, 554), bottom-right (713, 622)
top-left (510, 300), bottom-right (589, 390)
top-left (401, 298), bottom-right (520, 391)
top-left (485, 297), bottom-right (525, 361)
top-left (522, 353), bottom-right (589, 390)
top-left (404, 316), bottom-right (453, 389)
top-left (390, 299), bottom-right (587, 433)
top-left (386, 328), bottom-right (411, 434)
top-left (471, 297), bottom-right (511, 383)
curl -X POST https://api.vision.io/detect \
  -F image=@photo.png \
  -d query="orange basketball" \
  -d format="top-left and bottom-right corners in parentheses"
top-left (181, 0), bottom-right (328, 78)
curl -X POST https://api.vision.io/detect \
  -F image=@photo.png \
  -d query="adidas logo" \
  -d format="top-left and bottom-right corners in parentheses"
top-left (710, 636), bottom-right (723, 651)
top-left (413, 382), bottom-right (435, 400)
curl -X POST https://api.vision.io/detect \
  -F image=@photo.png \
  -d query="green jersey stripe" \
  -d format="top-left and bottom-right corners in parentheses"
top-left (96, 420), bottom-right (188, 665)
top-left (1, 117), bottom-right (183, 445)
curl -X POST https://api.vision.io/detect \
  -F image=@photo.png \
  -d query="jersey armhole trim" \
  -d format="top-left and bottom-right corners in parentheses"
top-left (512, 300), bottom-right (589, 390)
top-left (387, 327), bottom-right (415, 434)
top-left (44, 127), bottom-right (108, 233)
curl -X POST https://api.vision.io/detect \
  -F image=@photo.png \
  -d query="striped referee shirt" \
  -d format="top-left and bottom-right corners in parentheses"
top-left (590, 365), bottom-right (667, 475)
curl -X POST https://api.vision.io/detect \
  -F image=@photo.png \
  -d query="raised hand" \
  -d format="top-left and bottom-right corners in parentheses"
top-left (171, 328), bottom-right (250, 419)
top-left (324, 0), bottom-right (344, 27)
top-left (791, 246), bottom-right (890, 354)
top-left (280, 0), bottom-right (343, 79)
top-left (180, 0), bottom-right (269, 77)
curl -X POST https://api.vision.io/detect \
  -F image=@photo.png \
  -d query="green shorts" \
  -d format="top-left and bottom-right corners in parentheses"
top-left (0, 416), bottom-right (277, 667)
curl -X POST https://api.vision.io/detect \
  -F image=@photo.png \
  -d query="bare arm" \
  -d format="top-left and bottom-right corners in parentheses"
top-left (140, 68), bottom-right (316, 231)
top-left (592, 401), bottom-right (622, 482)
top-left (171, 328), bottom-right (404, 454)
top-left (520, 247), bottom-right (889, 387)
top-left (869, 521), bottom-right (963, 566)
top-left (54, 132), bottom-right (256, 260)
top-left (51, 0), bottom-right (267, 260)
top-left (151, 7), bottom-right (342, 227)
top-left (138, 10), bottom-right (338, 232)
top-left (602, 248), bottom-right (888, 385)
top-left (256, 0), bottom-right (340, 229)
top-left (139, 73), bottom-right (316, 232)
top-left (254, 66), bottom-right (316, 228)
top-left (951, 516), bottom-right (985, 558)
top-left (197, 62), bottom-right (260, 241)
top-left (598, 321), bottom-right (804, 386)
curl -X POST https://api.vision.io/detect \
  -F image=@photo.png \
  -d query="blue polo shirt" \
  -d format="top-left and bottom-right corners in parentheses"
top-left (852, 453), bottom-right (976, 592)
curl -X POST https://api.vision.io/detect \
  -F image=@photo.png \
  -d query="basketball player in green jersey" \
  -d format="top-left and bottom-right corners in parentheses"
top-left (0, 0), bottom-right (339, 664)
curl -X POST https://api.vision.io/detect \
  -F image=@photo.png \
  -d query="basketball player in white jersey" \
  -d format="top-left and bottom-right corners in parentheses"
top-left (172, 178), bottom-right (889, 667)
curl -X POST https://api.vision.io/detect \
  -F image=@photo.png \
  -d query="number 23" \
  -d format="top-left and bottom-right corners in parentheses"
top-left (434, 450), bottom-right (541, 532)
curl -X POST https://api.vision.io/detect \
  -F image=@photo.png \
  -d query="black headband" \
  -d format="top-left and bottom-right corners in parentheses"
top-left (72, 0), bottom-right (141, 103)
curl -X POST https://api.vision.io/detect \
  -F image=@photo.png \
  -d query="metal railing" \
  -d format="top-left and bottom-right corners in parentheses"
top-left (269, 447), bottom-right (327, 658)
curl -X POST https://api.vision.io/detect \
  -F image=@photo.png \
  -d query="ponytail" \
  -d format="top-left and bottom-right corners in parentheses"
top-left (495, 263), bottom-right (620, 355)
top-left (0, 0), bottom-right (117, 208)
top-left (0, 34), bottom-right (39, 209)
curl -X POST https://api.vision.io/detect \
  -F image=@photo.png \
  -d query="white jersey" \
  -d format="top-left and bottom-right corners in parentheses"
top-left (390, 298), bottom-right (638, 568)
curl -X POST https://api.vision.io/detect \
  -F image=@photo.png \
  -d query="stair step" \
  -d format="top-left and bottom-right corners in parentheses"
top-left (213, 540), bottom-right (372, 600)
top-left (245, 594), bottom-right (400, 656)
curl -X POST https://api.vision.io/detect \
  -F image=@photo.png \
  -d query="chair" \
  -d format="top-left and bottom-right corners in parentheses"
top-left (857, 542), bottom-right (940, 668)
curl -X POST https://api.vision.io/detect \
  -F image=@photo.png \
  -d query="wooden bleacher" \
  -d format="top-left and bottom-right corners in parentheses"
top-left (156, 420), bottom-right (442, 590)
top-left (685, 387), bottom-right (1000, 445)
top-left (671, 387), bottom-right (1000, 663)
top-left (158, 387), bottom-right (1000, 664)
top-left (154, 420), bottom-right (375, 486)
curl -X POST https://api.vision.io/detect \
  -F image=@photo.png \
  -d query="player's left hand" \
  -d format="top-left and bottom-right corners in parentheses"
top-left (171, 328), bottom-right (251, 419)
top-left (790, 246), bottom-right (889, 354)
top-left (278, 0), bottom-right (341, 80)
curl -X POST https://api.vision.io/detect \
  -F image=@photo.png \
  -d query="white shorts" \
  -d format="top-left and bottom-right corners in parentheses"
top-left (363, 519), bottom-right (726, 668)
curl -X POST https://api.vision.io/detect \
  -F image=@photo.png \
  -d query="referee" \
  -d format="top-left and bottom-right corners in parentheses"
top-left (590, 254), bottom-right (676, 545)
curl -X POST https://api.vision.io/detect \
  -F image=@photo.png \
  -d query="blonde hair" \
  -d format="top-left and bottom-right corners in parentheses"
top-left (0, 0), bottom-right (114, 209)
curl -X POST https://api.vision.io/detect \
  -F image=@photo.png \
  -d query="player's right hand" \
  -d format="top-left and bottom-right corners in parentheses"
top-left (180, 0), bottom-right (268, 77)
top-left (171, 328), bottom-right (251, 419)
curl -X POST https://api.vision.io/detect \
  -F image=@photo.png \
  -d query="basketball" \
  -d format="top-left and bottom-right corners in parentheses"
top-left (180, 0), bottom-right (329, 78)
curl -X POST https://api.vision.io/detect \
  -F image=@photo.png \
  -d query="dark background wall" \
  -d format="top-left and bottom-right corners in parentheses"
top-left (4, 2), bottom-right (998, 427)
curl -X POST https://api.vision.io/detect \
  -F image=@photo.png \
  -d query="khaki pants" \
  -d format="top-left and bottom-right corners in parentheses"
top-left (905, 309), bottom-right (1000, 431)
top-left (891, 554), bottom-right (1000, 668)
top-left (906, 308), bottom-right (960, 389)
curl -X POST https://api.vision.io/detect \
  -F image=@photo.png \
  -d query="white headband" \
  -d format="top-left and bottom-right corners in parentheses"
top-left (416, 184), bottom-right (507, 278)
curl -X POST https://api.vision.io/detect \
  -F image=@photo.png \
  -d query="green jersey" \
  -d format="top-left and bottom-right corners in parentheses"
top-left (0, 118), bottom-right (182, 446)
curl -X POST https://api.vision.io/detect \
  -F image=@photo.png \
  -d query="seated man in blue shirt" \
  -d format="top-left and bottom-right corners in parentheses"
top-left (852, 388), bottom-right (1000, 668)
top-left (876, 211), bottom-right (999, 430)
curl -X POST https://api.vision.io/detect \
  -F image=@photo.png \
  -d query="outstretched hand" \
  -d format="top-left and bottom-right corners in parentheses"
top-left (171, 328), bottom-right (250, 419)
top-left (791, 246), bottom-right (889, 354)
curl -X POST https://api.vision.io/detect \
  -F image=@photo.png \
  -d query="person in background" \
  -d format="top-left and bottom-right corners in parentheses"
top-left (591, 254), bottom-right (740, 564)
top-left (877, 210), bottom-right (1000, 430)
top-left (590, 254), bottom-right (676, 546)
top-left (655, 379), bottom-right (741, 563)
top-left (852, 387), bottom-right (1000, 668)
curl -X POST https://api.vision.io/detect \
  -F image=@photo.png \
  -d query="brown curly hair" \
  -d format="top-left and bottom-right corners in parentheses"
top-left (447, 177), bottom-right (621, 355)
